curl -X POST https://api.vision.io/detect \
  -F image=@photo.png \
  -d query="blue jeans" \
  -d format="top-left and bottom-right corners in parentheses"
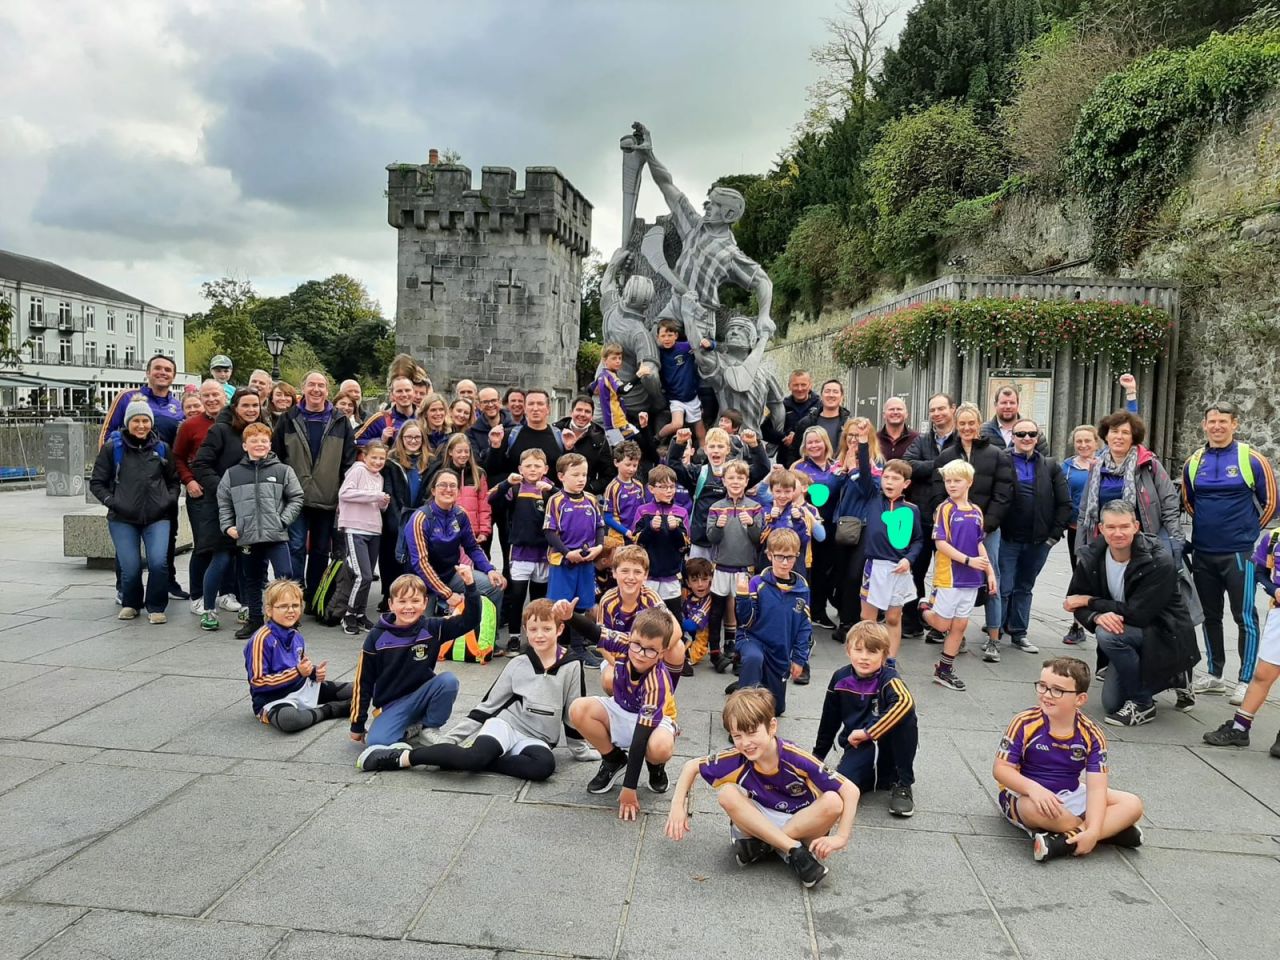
top-left (982, 529), bottom-right (1002, 632)
top-left (431, 570), bottom-right (505, 618)
top-left (365, 672), bottom-right (460, 745)
top-left (1095, 625), bottom-right (1153, 712)
top-left (204, 550), bottom-right (236, 613)
top-left (998, 539), bottom-right (1053, 639)
top-left (238, 542), bottom-right (293, 620)
top-left (108, 519), bottom-right (170, 614)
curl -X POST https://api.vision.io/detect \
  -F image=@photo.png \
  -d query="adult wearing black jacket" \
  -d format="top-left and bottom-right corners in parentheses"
top-left (192, 390), bottom-right (263, 616)
top-left (90, 401), bottom-right (180, 621)
top-left (483, 389), bottom-right (564, 481)
top-left (778, 370), bottom-right (820, 464)
top-left (929, 403), bottom-right (1015, 655)
top-left (902, 392), bottom-right (960, 636)
top-left (793, 379), bottom-right (850, 456)
top-left (556, 396), bottom-right (615, 496)
top-left (272, 371), bottom-right (356, 602)
top-left (1065, 500), bottom-right (1199, 727)
top-left (998, 419), bottom-right (1071, 656)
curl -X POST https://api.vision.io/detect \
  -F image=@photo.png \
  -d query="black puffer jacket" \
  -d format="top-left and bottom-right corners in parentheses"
top-left (554, 417), bottom-right (616, 495)
top-left (929, 437), bottom-right (1014, 532)
top-left (1001, 452), bottom-right (1071, 544)
top-left (90, 431), bottom-right (179, 525)
top-left (904, 429), bottom-right (959, 509)
top-left (192, 418), bottom-right (259, 552)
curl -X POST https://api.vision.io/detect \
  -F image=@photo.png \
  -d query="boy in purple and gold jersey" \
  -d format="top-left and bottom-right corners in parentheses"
top-left (591, 344), bottom-right (640, 447)
top-left (602, 441), bottom-right (648, 549)
top-left (566, 605), bottom-right (681, 819)
top-left (545, 453), bottom-right (606, 663)
top-left (664, 688), bottom-right (858, 889)
top-left (926, 460), bottom-right (998, 692)
top-left (994, 656), bottom-right (1145, 862)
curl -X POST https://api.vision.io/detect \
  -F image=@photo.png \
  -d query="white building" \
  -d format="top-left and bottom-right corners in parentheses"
top-left (0, 249), bottom-right (191, 412)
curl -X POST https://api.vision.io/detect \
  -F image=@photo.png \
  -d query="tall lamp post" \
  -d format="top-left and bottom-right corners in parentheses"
top-left (264, 332), bottom-right (286, 381)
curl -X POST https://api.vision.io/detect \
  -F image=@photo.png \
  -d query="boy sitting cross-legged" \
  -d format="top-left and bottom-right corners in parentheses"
top-left (356, 598), bottom-right (600, 775)
top-left (664, 688), bottom-right (859, 889)
top-left (813, 621), bottom-right (918, 817)
top-left (348, 570), bottom-right (477, 749)
top-left (994, 656), bottom-right (1145, 862)
top-left (565, 604), bottom-right (681, 820)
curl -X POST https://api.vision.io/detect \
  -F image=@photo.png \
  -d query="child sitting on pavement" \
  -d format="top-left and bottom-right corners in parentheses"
top-left (994, 656), bottom-right (1145, 862)
top-left (664, 688), bottom-right (859, 889)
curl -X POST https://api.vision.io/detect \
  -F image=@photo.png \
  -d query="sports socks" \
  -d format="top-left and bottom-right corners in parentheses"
top-left (1232, 708), bottom-right (1255, 732)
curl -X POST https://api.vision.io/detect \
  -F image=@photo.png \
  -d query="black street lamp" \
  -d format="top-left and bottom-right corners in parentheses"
top-left (264, 332), bottom-right (286, 381)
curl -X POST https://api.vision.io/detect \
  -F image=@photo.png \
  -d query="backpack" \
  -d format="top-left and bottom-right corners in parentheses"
top-left (437, 594), bottom-right (498, 663)
top-left (311, 558), bottom-right (354, 626)
top-left (108, 431), bottom-right (167, 482)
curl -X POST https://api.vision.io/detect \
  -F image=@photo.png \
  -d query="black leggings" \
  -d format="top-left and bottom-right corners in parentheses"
top-left (837, 539), bottom-right (869, 626)
top-left (505, 578), bottom-right (549, 636)
top-left (808, 530), bottom-right (837, 620)
top-left (707, 593), bottom-right (729, 655)
top-left (407, 734), bottom-right (556, 781)
top-left (267, 681), bottom-right (353, 734)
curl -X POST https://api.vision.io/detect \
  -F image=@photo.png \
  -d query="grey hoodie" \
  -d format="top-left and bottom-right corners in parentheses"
top-left (445, 647), bottom-right (588, 747)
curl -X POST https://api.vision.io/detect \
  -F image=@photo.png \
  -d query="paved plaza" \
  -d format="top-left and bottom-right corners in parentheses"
top-left (2, 489), bottom-right (1278, 960)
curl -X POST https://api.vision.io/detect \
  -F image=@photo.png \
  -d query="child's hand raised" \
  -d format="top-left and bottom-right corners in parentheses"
top-left (508, 473), bottom-right (522, 486)
top-left (675, 428), bottom-right (692, 445)
top-left (551, 598), bottom-right (577, 622)
top-left (314, 660), bottom-right (328, 682)
top-left (651, 514), bottom-right (663, 531)
top-left (298, 654), bottom-right (313, 679)
top-left (738, 510), bottom-right (754, 526)
top-left (666, 513), bottom-right (681, 529)
top-left (716, 512), bottom-right (729, 527)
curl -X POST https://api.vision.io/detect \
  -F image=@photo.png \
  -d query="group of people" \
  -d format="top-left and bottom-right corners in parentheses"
top-left (86, 342), bottom-right (1280, 885)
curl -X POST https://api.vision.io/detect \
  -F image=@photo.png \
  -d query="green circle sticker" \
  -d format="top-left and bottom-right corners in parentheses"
top-left (808, 484), bottom-right (830, 507)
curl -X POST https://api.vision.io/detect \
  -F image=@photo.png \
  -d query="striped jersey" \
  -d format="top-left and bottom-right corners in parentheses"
top-left (932, 500), bottom-right (986, 589)
top-left (596, 628), bottom-right (677, 726)
top-left (598, 585), bottom-right (663, 634)
top-left (671, 195), bottom-right (760, 308)
top-left (996, 708), bottom-right (1108, 795)
top-left (699, 739), bottom-right (846, 815)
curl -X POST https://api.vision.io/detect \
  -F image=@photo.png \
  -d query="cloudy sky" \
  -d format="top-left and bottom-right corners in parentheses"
top-left (0, 0), bottom-right (904, 318)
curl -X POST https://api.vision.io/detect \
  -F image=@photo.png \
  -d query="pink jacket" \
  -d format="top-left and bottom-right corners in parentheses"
top-left (456, 473), bottom-right (492, 541)
top-left (337, 462), bottom-right (387, 534)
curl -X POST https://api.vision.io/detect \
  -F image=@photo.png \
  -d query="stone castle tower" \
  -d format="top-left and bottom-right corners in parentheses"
top-left (387, 158), bottom-right (592, 409)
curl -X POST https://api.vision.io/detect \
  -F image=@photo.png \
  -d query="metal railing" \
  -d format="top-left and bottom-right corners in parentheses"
top-left (0, 416), bottom-right (101, 486)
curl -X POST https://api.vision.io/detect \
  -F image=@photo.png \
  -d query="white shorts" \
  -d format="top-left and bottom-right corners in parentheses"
top-left (477, 716), bottom-right (546, 757)
top-left (669, 397), bottom-right (703, 422)
top-left (596, 695), bottom-right (676, 750)
top-left (929, 586), bottom-right (979, 621)
top-left (728, 789), bottom-right (796, 841)
top-left (861, 559), bottom-right (917, 611)
top-left (259, 679), bottom-right (320, 721)
top-left (1000, 783), bottom-right (1087, 835)
top-left (712, 567), bottom-right (746, 597)
top-left (510, 559), bottom-right (550, 584)
top-left (647, 577), bottom-right (682, 601)
top-left (1259, 606), bottom-right (1280, 666)
top-left (689, 544), bottom-right (715, 562)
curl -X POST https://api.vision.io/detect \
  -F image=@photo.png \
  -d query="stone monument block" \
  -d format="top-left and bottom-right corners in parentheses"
top-left (388, 160), bottom-right (592, 415)
top-left (43, 418), bottom-right (84, 498)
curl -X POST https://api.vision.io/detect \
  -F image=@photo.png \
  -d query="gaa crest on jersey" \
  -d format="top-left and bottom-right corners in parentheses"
top-left (999, 736), bottom-right (1013, 753)
top-left (411, 644), bottom-right (429, 661)
top-left (639, 704), bottom-right (658, 723)
top-left (448, 518), bottom-right (460, 535)
top-left (786, 780), bottom-right (806, 797)
top-left (1227, 465), bottom-right (1240, 478)
top-left (794, 598), bottom-right (806, 615)
top-left (1070, 744), bottom-right (1087, 762)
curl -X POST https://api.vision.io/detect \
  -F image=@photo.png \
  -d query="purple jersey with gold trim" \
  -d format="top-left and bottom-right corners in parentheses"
top-left (698, 738), bottom-right (846, 815)
top-left (605, 477), bottom-right (649, 535)
top-left (597, 629), bottom-right (678, 725)
top-left (544, 490), bottom-right (604, 560)
top-left (599, 586), bottom-right (662, 634)
top-left (996, 708), bottom-right (1108, 795)
top-left (933, 500), bottom-right (985, 589)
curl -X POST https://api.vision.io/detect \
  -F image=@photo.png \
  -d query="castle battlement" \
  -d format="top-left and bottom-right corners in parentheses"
top-left (387, 163), bottom-right (591, 256)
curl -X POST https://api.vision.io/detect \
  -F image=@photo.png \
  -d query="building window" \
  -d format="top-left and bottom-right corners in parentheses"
top-left (30, 335), bottom-right (44, 361)
top-left (124, 345), bottom-right (136, 366)
top-left (58, 301), bottom-right (72, 326)
top-left (125, 312), bottom-right (135, 335)
top-left (154, 315), bottom-right (162, 338)
top-left (105, 343), bottom-right (117, 365)
top-left (85, 305), bottom-right (95, 330)
top-left (28, 296), bottom-right (43, 327)
top-left (85, 341), bottom-right (97, 364)
top-left (166, 316), bottom-right (175, 340)
top-left (59, 337), bottom-right (72, 363)
top-left (106, 309), bottom-right (116, 333)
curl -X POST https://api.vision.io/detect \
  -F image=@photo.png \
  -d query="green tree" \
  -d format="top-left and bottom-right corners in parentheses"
top-left (0, 298), bottom-right (29, 368)
top-left (579, 251), bottom-right (605, 342)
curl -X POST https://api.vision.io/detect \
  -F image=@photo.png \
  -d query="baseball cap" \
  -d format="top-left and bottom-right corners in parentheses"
top-left (210, 354), bottom-right (233, 371)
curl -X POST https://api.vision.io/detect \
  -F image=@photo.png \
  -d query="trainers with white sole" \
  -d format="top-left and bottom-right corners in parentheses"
top-left (190, 598), bottom-right (205, 616)
top-left (217, 594), bottom-right (243, 612)
top-left (1228, 681), bottom-right (1248, 705)
top-left (1191, 674), bottom-right (1227, 695)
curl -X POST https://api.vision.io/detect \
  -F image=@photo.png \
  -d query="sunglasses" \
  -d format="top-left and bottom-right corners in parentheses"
top-left (1013, 430), bottom-right (1039, 439)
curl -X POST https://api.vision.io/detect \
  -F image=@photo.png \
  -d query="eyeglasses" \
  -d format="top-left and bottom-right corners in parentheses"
top-left (272, 603), bottom-right (302, 611)
top-left (1013, 431), bottom-right (1039, 439)
top-left (770, 554), bottom-right (798, 562)
top-left (1033, 681), bottom-right (1077, 699)
top-left (650, 480), bottom-right (675, 488)
top-left (628, 642), bottom-right (662, 660)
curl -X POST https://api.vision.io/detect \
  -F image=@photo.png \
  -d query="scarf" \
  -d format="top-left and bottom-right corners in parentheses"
top-left (1078, 445), bottom-right (1139, 543)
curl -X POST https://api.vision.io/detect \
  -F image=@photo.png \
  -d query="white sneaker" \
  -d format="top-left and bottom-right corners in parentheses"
top-left (217, 594), bottom-right (243, 612)
top-left (118, 607), bottom-right (138, 620)
top-left (190, 598), bottom-right (205, 616)
top-left (1191, 674), bottom-right (1227, 695)
top-left (1228, 681), bottom-right (1247, 706)
top-left (567, 738), bottom-right (601, 762)
top-left (981, 639), bottom-right (1001, 663)
top-left (148, 612), bottom-right (167, 625)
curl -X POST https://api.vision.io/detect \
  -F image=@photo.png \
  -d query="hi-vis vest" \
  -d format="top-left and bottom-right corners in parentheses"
top-left (1186, 442), bottom-right (1264, 513)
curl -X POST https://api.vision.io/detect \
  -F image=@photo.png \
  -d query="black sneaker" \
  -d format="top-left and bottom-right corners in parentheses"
top-left (342, 614), bottom-right (360, 636)
top-left (785, 843), bottom-right (829, 888)
top-left (356, 614), bottom-right (376, 630)
top-left (355, 742), bottom-right (410, 772)
top-left (681, 659), bottom-right (694, 677)
top-left (1032, 831), bottom-right (1072, 862)
top-left (1063, 623), bottom-right (1086, 645)
top-left (932, 666), bottom-right (966, 691)
top-left (1104, 824), bottom-right (1144, 848)
top-left (723, 680), bottom-right (739, 695)
top-left (711, 650), bottom-right (730, 674)
top-left (506, 635), bottom-right (522, 655)
top-left (833, 623), bottom-right (852, 645)
top-left (167, 582), bottom-right (190, 600)
top-left (794, 663), bottom-right (811, 686)
top-left (813, 611), bottom-right (836, 629)
top-left (888, 783), bottom-right (915, 818)
top-left (1202, 719), bottom-right (1249, 747)
top-left (587, 753), bottom-right (628, 794)
top-left (234, 617), bottom-right (263, 641)
top-left (733, 836), bottom-right (771, 866)
top-left (1270, 731), bottom-right (1280, 759)
top-left (1105, 700), bottom-right (1156, 727)
top-left (1095, 665), bottom-right (1109, 683)
top-left (646, 761), bottom-right (669, 793)
top-left (900, 626), bottom-right (925, 640)
top-left (924, 629), bottom-right (945, 644)
top-left (1174, 689), bottom-right (1196, 712)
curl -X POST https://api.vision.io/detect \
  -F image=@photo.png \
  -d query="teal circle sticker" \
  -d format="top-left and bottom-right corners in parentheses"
top-left (808, 484), bottom-right (830, 508)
